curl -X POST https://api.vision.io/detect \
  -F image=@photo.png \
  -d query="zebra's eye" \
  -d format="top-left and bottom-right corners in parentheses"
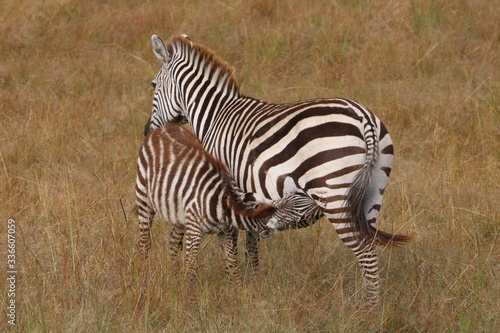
top-left (151, 82), bottom-right (157, 89)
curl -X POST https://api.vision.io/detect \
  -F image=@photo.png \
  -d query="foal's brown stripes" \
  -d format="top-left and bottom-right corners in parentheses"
top-left (135, 123), bottom-right (316, 278)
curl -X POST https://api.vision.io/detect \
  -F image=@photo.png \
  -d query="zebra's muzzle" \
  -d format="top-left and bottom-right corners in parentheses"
top-left (259, 227), bottom-right (277, 239)
top-left (260, 216), bottom-right (280, 238)
top-left (144, 116), bottom-right (153, 136)
top-left (144, 115), bottom-right (189, 136)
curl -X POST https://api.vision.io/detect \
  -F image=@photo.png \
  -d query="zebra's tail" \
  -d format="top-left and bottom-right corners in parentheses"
top-left (346, 128), bottom-right (411, 248)
top-left (346, 165), bottom-right (410, 248)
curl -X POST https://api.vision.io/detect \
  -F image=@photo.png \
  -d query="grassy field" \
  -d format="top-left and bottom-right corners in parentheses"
top-left (1, 0), bottom-right (498, 331)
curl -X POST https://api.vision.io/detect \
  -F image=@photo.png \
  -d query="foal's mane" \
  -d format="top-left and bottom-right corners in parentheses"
top-left (161, 123), bottom-right (275, 219)
top-left (166, 35), bottom-right (241, 95)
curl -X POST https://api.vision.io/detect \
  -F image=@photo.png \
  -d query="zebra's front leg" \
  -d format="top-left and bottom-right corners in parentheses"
top-left (169, 225), bottom-right (185, 259)
top-left (168, 225), bottom-right (185, 274)
top-left (245, 230), bottom-right (259, 271)
top-left (217, 228), bottom-right (241, 282)
top-left (137, 204), bottom-right (155, 259)
top-left (185, 222), bottom-right (202, 279)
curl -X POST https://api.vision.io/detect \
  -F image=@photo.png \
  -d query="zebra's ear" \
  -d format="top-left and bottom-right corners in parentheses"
top-left (180, 34), bottom-right (193, 46)
top-left (151, 35), bottom-right (170, 63)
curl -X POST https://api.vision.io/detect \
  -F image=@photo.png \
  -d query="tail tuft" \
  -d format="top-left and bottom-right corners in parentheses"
top-left (343, 110), bottom-right (411, 248)
top-left (346, 166), bottom-right (411, 248)
top-left (370, 229), bottom-right (412, 248)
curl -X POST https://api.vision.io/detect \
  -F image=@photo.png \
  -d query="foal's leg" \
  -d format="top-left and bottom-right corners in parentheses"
top-left (217, 228), bottom-right (240, 281)
top-left (137, 204), bottom-right (155, 259)
top-left (185, 220), bottom-right (202, 279)
top-left (245, 231), bottom-right (260, 271)
top-left (169, 225), bottom-right (185, 259)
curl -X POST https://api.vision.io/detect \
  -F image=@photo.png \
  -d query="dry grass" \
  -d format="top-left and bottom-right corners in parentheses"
top-left (1, 0), bottom-right (498, 332)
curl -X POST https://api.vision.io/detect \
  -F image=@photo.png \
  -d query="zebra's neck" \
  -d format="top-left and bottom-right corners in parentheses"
top-left (186, 90), bottom-right (241, 141)
top-left (169, 40), bottom-right (254, 142)
top-left (178, 73), bottom-right (267, 148)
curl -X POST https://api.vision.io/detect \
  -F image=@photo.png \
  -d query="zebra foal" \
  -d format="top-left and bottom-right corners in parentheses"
top-left (135, 123), bottom-right (307, 278)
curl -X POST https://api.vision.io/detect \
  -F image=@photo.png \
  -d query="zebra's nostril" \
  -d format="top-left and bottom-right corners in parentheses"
top-left (259, 228), bottom-right (275, 239)
top-left (144, 116), bottom-right (153, 136)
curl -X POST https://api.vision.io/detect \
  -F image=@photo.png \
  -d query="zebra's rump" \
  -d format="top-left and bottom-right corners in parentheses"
top-left (201, 99), bottom-right (388, 200)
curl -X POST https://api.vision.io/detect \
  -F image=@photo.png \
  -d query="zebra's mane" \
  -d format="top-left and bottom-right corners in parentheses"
top-left (166, 35), bottom-right (241, 96)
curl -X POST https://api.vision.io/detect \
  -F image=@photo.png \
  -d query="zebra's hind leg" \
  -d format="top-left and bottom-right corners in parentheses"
top-left (328, 216), bottom-right (381, 306)
top-left (245, 231), bottom-right (260, 271)
top-left (350, 242), bottom-right (380, 306)
top-left (217, 227), bottom-right (241, 282)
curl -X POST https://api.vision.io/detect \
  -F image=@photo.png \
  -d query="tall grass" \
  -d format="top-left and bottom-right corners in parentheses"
top-left (1, 0), bottom-right (498, 331)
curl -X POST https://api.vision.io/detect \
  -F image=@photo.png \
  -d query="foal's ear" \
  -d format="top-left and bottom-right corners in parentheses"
top-left (151, 35), bottom-right (170, 63)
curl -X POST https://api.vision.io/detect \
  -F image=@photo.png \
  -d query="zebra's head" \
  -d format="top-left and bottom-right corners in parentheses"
top-left (260, 193), bottom-right (323, 238)
top-left (145, 34), bottom-right (190, 136)
top-left (260, 203), bottom-right (299, 238)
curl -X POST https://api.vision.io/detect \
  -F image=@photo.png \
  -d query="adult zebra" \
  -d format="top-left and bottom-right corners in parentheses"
top-left (145, 34), bottom-right (410, 305)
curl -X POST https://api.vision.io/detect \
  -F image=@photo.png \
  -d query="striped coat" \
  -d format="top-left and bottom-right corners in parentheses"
top-left (144, 34), bottom-right (410, 304)
top-left (135, 123), bottom-right (314, 277)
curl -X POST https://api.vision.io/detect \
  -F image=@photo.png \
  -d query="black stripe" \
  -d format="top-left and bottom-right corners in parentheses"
top-left (304, 164), bottom-right (363, 190)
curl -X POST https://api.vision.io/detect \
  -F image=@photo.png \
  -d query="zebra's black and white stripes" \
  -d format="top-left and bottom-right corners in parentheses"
top-left (135, 123), bottom-right (316, 278)
top-left (145, 34), bottom-right (410, 305)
